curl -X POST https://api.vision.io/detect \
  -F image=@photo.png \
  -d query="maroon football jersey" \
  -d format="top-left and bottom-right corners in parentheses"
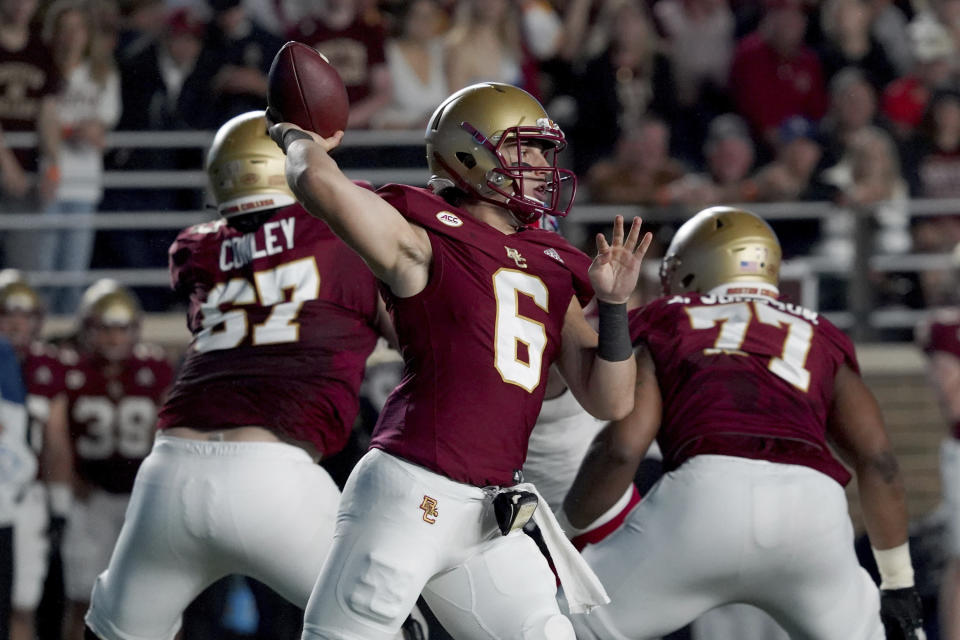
top-left (62, 346), bottom-right (173, 494)
top-left (370, 185), bottom-right (593, 487)
top-left (21, 342), bottom-right (66, 458)
top-left (631, 292), bottom-right (859, 485)
top-left (157, 204), bottom-right (382, 457)
top-left (917, 309), bottom-right (960, 439)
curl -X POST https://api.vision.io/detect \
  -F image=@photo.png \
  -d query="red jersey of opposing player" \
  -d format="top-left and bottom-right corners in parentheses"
top-left (62, 345), bottom-right (173, 494)
top-left (630, 291), bottom-right (858, 485)
top-left (21, 341), bottom-right (66, 458)
top-left (157, 204), bottom-right (383, 456)
top-left (917, 309), bottom-right (960, 440)
top-left (370, 184), bottom-right (593, 487)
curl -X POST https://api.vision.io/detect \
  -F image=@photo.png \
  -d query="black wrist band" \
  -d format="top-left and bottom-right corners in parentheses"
top-left (281, 129), bottom-right (313, 153)
top-left (597, 300), bottom-right (632, 362)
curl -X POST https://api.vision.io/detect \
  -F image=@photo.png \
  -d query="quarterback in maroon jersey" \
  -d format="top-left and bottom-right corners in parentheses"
top-left (917, 306), bottom-right (960, 640)
top-left (561, 207), bottom-right (924, 639)
top-left (269, 81), bottom-right (651, 639)
top-left (0, 274), bottom-right (65, 640)
top-left (84, 112), bottom-right (417, 640)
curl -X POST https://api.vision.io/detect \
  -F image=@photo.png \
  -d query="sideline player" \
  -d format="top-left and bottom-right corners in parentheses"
top-left (46, 280), bottom-right (173, 640)
top-left (83, 112), bottom-right (417, 640)
top-left (916, 293), bottom-right (960, 640)
top-left (0, 274), bottom-right (68, 640)
top-left (269, 81), bottom-right (651, 640)
top-left (561, 206), bottom-right (925, 639)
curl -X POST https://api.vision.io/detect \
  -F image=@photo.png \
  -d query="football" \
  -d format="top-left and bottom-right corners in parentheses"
top-left (267, 41), bottom-right (349, 137)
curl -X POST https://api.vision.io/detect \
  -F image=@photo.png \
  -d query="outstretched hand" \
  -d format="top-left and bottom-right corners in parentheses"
top-left (264, 107), bottom-right (344, 154)
top-left (589, 216), bottom-right (653, 304)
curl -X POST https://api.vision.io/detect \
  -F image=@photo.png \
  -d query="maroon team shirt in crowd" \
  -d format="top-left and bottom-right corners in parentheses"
top-left (287, 17), bottom-right (386, 105)
top-left (918, 309), bottom-right (960, 440)
top-left (630, 291), bottom-right (858, 485)
top-left (370, 184), bottom-right (593, 488)
top-left (62, 346), bottom-right (173, 494)
top-left (158, 204), bottom-right (382, 457)
top-left (0, 31), bottom-right (61, 170)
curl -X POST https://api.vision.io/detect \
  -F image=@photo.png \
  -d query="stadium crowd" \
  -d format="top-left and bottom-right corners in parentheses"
top-left (0, 0), bottom-right (960, 639)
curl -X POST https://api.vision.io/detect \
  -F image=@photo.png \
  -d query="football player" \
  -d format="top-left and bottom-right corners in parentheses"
top-left (916, 286), bottom-right (960, 640)
top-left (47, 280), bottom-right (173, 640)
top-left (559, 207), bottom-right (925, 639)
top-left (268, 81), bottom-right (651, 639)
top-left (0, 274), bottom-right (67, 640)
top-left (83, 112), bottom-right (419, 640)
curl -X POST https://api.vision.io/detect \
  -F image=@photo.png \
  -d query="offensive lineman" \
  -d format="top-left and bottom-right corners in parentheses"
top-left (561, 207), bottom-right (925, 639)
top-left (47, 279), bottom-right (174, 640)
top-left (269, 81), bottom-right (649, 640)
top-left (83, 112), bottom-right (417, 640)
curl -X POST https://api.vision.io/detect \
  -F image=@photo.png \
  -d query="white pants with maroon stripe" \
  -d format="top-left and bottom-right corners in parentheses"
top-left (12, 481), bottom-right (48, 609)
top-left (564, 455), bottom-right (884, 640)
top-left (302, 448), bottom-right (572, 640)
top-left (85, 435), bottom-right (341, 640)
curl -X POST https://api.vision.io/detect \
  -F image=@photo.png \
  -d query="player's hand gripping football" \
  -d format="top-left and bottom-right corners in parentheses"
top-left (589, 216), bottom-right (653, 305)
top-left (880, 587), bottom-right (927, 640)
top-left (265, 107), bottom-right (344, 155)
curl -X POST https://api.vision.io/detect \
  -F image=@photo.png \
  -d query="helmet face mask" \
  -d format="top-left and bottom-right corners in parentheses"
top-left (77, 280), bottom-right (142, 362)
top-left (660, 207), bottom-right (782, 296)
top-left (427, 83), bottom-right (576, 224)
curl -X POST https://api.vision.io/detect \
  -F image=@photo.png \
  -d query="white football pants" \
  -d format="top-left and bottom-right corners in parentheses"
top-left (565, 455), bottom-right (885, 640)
top-left (302, 448), bottom-right (574, 640)
top-left (85, 435), bottom-right (341, 640)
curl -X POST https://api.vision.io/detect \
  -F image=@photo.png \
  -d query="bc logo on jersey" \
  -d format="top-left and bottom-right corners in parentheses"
top-left (419, 495), bottom-right (439, 524)
top-left (504, 247), bottom-right (527, 269)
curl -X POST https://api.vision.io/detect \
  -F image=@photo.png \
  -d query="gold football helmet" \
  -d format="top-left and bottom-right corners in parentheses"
top-left (206, 111), bottom-right (296, 219)
top-left (660, 207), bottom-right (781, 295)
top-left (0, 276), bottom-right (42, 316)
top-left (426, 82), bottom-right (575, 224)
top-left (79, 279), bottom-right (141, 328)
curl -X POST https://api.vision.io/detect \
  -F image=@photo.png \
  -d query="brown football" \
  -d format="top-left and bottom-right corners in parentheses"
top-left (267, 41), bottom-right (349, 137)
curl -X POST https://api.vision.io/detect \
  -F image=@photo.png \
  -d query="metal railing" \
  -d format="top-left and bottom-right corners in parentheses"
top-left (4, 130), bottom-right (959, 341)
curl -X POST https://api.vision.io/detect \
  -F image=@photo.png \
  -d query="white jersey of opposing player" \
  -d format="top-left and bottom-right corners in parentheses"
top-left (523, 390), bottom-right (605, 513)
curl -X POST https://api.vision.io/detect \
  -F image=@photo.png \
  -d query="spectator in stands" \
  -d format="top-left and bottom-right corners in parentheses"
top-left (820, 126), bottom-right (909, 265)
top-left (443, 0), bottom-right (527, 92)
top-left (882, 14), bottom-right (956, 140)
top-left (817, 0), bottom-right (897, 89)
top-left (0, 123), bottom-right (28, 199)
top-left (372, 0), bottom-right (448, 130)
top-left (178, 0), bottom-right (283, 130)
top-left (729, 0), bottom-right (828, 150)
top-left (820, 67), bottom-right (889, 165)
top-left (584, 115), bottom-right (687, 205)
top-left (570, 0), bottom-right (675, 175)
top-left (659, 113), bottom-right (759, 206)
top-left (907, 89), bottom-right (960, 306)
top-left (114, 0), bottom-right (166, 61)
top-left (753, 115), bottom-right (834, 202)
top-left (39, 0), bottom-right (121, 314)
top-left (289, 0), bottom-right (393, 129)
top-left (652, 0), bottom-right (736, 163)
top-left (0, 0), bottom-right (61, 271)
top-left (98, 7), bottom-right (205, 312)
top-left (869, 0), bottom-right (913, 77)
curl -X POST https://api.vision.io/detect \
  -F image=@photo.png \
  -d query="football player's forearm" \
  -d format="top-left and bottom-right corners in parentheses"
top-left (583, 357), bottom-right (635, 420)
top-left (564, 441), bottom-right (638, 528)
top-left (857, 452), bottom-right (910, 550)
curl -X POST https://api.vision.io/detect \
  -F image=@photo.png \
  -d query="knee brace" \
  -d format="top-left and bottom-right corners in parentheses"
top-left (521, 612), bottom-right (575, 640)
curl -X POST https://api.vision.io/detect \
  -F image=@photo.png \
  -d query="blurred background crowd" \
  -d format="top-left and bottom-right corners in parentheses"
top-left (8, 0), bottom-right (960, 319)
